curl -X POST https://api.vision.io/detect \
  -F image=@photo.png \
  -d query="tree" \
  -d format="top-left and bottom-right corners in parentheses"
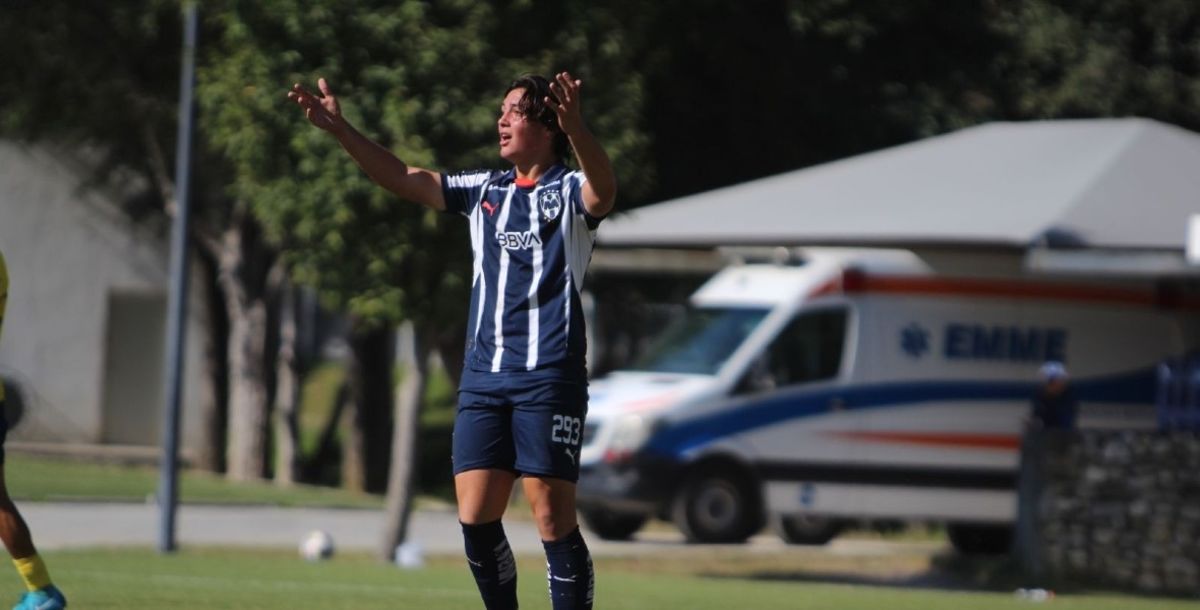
top-left (15, 0), bottom-right (1197, 561)
top-left (200, 0), bottom-right (651, 558)
top-left (987, 0), bottom-right (1200, 130)
top-left (614, 0), bottom-right (1005, 203)
top-left (0, 1), bottom-right (330, 482)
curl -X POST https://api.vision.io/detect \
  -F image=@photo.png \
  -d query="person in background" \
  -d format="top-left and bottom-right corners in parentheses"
top-left (0, 252), bottom-right (68, 610)
top-left (1029, 361), bottom-right (1078, 431)
top-left (1014, 360), bottom-right (1079, 584)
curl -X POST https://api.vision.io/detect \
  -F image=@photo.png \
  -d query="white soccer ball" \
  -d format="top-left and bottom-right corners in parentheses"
top-left (299, 529), bottom-right (335, 561)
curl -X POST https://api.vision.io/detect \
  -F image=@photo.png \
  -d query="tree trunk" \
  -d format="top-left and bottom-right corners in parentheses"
top-left (380, 321), bottom-right (428, 561)
top-left (273, 280), bottom-right (302, 486)
top-left (220, 207), bottom-right (276, 481)
top-left (194, 247), bottom-right (229, 473)
top-left (343, 320), bottom-right (394, 493)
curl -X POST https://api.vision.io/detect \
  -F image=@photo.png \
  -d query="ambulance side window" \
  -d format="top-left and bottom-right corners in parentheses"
top-left (737, 308), bottom-right (847, 394)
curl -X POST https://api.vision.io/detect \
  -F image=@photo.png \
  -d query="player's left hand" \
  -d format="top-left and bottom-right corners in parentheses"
top-left (547, 71), bottom-right (585, 135)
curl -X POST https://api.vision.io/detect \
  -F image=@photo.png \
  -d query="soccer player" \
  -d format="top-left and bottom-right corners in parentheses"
top-left (0, 251), bottom-right (68, 610)
top-left (289, 71), bottom-right (616, 610)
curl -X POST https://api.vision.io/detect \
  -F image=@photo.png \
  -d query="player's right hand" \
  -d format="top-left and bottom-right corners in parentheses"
top-left (288, 78), bottom-right (343, 133)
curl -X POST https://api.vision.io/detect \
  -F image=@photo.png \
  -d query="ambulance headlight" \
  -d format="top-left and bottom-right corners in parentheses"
top-left (604, 415), bottom-right (652, 463)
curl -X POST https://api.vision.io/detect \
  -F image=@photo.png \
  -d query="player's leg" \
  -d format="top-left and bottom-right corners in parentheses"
top-left (521, 475), bottom-right (578, 540)
top-left (456, 468), bottom-right (517, 525)
top-left (522, 476), bottom-right (593, 610)
top-left (0, 411), bottom-right (66, 610)
top-left (453, 396), bottom-right (519, 610)
top-left (0, 471), bottom-right (36, 561)
top-left (511, 371), bottom-right (593, 610)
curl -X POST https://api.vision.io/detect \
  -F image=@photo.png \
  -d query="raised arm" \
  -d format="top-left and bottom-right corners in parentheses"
top-left (288, 78), bottom-right (446, 211)
top-left (547, 72), bottom-right (617, 218)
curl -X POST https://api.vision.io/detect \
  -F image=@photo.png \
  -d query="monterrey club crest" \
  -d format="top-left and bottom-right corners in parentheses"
top-left (539, 190), bottom-right (563, 222)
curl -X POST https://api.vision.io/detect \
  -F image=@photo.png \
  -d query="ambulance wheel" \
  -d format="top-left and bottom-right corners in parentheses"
top-left (581, 510), bottom-right (647, 541)
top-left (673, 465), bottom-right (763, 544)
top-left (947, 524), bottom-right (1012, 555)
top-left (773, 514), bottom-right (843, 545)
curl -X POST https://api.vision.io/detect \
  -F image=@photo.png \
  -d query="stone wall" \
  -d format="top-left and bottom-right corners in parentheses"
top-left (1035, 431), bottom-right (1200, 595)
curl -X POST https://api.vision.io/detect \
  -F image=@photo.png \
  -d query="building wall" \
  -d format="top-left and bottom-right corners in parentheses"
top-left (0, 141), bottom-right (211, 453)
top-left (1035, 431), bottom-right (1200, 595)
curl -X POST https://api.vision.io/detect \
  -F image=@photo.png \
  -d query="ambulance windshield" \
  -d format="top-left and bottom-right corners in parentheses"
top-left (630, 306), bottom-right (770, 375)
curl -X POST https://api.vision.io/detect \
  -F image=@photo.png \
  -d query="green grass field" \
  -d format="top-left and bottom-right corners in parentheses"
top-left (1, 369), bottom-right (1190, 608)
top-left (11, 548), bottom-right (1193, 610)
top-left (4, 454), bottom-right (384, 509)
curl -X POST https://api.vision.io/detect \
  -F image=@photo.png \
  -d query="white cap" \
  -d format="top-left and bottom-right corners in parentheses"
top-left (1039, 361), bottom-right (1068, 381)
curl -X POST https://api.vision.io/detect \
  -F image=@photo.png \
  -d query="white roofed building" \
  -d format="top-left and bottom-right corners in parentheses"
top-left (598, 118), bottom-right (1200, 278)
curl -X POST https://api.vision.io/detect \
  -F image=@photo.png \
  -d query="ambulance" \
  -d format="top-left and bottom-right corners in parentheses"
top-left (577, 248), bottom-right (1196, 551)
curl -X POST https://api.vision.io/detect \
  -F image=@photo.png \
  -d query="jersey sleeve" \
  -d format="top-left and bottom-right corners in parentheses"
top-left (566, 170), bottom-right (606, 230)
top-left (440, 170), bottom-right (494, 217)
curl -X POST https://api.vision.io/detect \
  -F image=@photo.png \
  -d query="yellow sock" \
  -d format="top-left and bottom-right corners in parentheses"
top-left (12, 554), bottom-right (51, 592)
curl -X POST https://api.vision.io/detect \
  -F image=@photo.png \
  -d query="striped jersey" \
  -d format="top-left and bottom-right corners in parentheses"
top-left (442, 164), bottom-right (602, 372)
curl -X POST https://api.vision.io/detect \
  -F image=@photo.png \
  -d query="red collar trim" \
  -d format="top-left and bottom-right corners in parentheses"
top-left (514, 177), bottom-right (537, 189)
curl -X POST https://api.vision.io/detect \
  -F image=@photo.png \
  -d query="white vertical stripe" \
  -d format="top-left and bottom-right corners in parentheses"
top-left (490, 185), bottom-right (516, 372)
top-left (525, 185), bottom-right (545, 370)
top-left (470, 200), bottom-right (487, 351)
top-left (568, 172), bottom-right (596, 287)
top-left (561, 178), bottom-right (575, 340)
top-left (561, 172), bottom-right (598, 346)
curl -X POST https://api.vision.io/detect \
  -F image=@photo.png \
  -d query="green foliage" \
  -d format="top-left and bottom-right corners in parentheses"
top-left (198, 0), bottom-right (650, 327)
top-left (622, 0), bottom-right (1007, 201)
top-left (5, 0), bottom-right (1200, 321)
top-left (0, 0), bottom-right (219, 224)
top-left (989, 0), bottom-right (1200, 131)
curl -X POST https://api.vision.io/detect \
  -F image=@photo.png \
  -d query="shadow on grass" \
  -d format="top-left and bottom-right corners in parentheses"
top-left (698, 550), bottom-right (1196, 600)
top-left (696, 550), bottom-right (1088, 594)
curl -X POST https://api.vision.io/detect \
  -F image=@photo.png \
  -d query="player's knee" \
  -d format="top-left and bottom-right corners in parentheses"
top-left (458, 500), bottom-right (505, 525)
top-left (530, 504), bottom-right (576, 541)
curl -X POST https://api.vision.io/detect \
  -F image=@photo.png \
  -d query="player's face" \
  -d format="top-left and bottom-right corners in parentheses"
top-left (498, 88), bottom-right (554, 164)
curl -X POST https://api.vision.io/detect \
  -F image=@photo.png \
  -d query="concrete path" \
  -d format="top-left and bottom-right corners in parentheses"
top-left (19, 502), bottom-right (944, 559)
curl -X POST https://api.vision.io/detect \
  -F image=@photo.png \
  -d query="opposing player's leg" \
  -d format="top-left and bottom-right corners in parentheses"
top-left (454, 395), bottom-right (519, 610)
top-left (0, 410), bottom-right (66, 610)
top-left (0, 470), bottom-right (36, 560)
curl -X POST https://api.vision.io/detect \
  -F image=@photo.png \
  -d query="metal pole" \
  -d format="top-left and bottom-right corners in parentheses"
top-left (158, 1), bottom-right (198, 554)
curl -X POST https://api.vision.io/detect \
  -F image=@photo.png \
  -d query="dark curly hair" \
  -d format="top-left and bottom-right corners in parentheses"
top-left (506, 74), bottom-right (570, 161)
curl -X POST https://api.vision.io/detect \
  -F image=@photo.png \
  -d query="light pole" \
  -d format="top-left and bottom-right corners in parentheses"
top-left (158, 0), bottom-right (198, 554)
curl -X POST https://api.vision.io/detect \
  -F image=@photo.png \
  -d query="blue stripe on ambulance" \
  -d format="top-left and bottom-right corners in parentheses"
top-left (641, 367), bottom-right (1156, 458)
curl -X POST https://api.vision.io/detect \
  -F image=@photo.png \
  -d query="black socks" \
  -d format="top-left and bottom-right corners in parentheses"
top-left (462, 521), bottom-right (594, 610)
top-left (542, 526), bottom-right (594, 610)
top-left (461, 520), bottom-right (519, 610)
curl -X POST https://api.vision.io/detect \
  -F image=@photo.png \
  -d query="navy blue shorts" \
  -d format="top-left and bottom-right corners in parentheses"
top-left (452, 364), bottom-right (588, 482)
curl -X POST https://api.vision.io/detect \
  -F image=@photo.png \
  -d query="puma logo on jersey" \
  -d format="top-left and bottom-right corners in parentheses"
top-left (482, 201), bottom-right (498, 216)
top-left (496, 231), bottom-right (542, 250)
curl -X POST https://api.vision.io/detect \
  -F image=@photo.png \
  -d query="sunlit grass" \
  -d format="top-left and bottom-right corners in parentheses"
top-left (15, 547), bottom-right (1193, 610)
